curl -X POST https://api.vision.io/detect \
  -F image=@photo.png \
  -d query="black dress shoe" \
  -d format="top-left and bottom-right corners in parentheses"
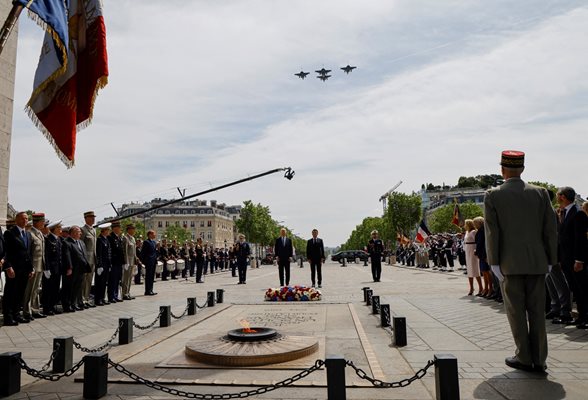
top-left (45, 310), bottom-right (55, 316)
top-left (552, 316), bottom-right (574, 325)
top-left (505, 356), bottom-right (533, 372)
top-left (15, 316), bottom-right (29, 323)
top-left (532, 364), bottom-right (548, 373)
top-left (577, 322), bottom-right (588, 329)
top-left (545, 310), bottom-right (558, 319)
top-left (3, 319), bottom-right (18, 326)
top-left (95, 301), bottom-right (104, 306)
top-left (32, 312), bottom-right (47, 319)
top-left (123, 295), bottom-right (132, 300)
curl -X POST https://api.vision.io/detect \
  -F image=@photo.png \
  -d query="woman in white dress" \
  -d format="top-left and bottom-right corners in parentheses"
top-left (464, 219), bottom-right (483, 295)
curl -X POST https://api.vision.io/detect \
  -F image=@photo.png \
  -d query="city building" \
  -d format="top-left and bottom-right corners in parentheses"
top-left (420, 187), bottom-right (487, 218)
top-left (118, 199), bottom-right (241, 248)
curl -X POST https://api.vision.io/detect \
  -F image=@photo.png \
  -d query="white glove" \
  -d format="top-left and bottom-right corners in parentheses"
top-left (43, 270), bottom-right (51, 279)
top-left (123, 264), bottom-right (130, 271)
top-left (490, 265), bottom-right (504, 282)
top-left (97, 267), bottom-right (104, 276)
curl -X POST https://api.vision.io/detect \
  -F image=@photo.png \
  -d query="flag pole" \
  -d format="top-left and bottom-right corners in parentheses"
top-left (0, 3), bottom-right (23, 57)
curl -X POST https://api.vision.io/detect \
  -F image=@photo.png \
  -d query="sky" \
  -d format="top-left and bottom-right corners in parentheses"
top-left (7, 0), bottom-right (588, 246)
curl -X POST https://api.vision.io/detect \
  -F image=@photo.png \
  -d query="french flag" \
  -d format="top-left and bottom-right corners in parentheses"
top-left (27, 0), bottom-right (108, 167)
top-left (415, 220), bottom-right (431, 243)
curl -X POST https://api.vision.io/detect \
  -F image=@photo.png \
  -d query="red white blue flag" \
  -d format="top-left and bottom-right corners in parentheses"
top-left (415, 220), bottom-right (431, 243)
top-left (26, 0), bottom-right (108, 167)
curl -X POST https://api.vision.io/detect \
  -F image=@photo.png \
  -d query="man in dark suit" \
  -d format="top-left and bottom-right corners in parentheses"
top-left (140, 230), bottom-right (158, 295)
top-left (43, 221), bottom-right (66, 315)
top-left (368, 230), bottom-right (384, 282)
top-left (2, 212), bottom-right (34, 325)
top-left (274, 228), bottom-right (293, 286)
top-left (64, 226), bottom-right (91, 312)
top-left (235, 234), bottom-right (251, 284)
top-left (556, 186), bottom-right (588, 329)
top-left (95, 223), bottom-right (112, 306)
top-left (485, 150), bottom-right (557, 373)
top-left (306, 229), bottom-right (325, 288)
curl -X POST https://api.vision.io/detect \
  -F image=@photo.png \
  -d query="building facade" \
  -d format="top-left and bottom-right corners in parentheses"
top-left (0, 0), bottom-right (18, 226)
top-left (119, 199), bottom-right (241, 248)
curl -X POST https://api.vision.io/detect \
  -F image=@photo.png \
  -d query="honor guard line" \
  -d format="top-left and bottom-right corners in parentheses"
top-left (95, 167), bottom-right (296, 227)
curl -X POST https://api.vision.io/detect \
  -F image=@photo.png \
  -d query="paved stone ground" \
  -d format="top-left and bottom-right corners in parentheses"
top-left (1, 260), bottom-right (588, 399)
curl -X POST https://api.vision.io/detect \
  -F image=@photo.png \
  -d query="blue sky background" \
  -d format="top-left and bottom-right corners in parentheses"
top-left (8, 0), bottom-right (588, 246)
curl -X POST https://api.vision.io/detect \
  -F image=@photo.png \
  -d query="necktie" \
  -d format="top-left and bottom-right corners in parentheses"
top-left (314, 238), bottom-right (317, 244)
top-left (21, 230), bottom-right (28, 248)
top-left (282, 237), bottom-right (286, 246)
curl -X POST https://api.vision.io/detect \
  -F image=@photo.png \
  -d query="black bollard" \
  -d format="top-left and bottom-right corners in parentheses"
top-left (435, 354), bottom-right (460, 400)
top-left (362, 287), bottom-right (371, 302)
top-left (83, 352), bottom-right (108, 399)
top-left (53, 336), bottom-right (73, 373)
top-left (187, 297), bottom-right (197, 315)
top-left (0, 352), bottom-right (21, 397)
top-left (393, 316), bottom-right (407, 347)
top-left (216, 289), bottom-right (224, 304)
top-left (207, 291), bottom-right (216, 307)
top-left (119, 317), bottom-right (133, 345)
top-left (325, 355), bottom-right (346, 400)
top-left (341, 258), bottom-right (347, 267)
top-left (159, 306), bottom-right (171, 327)
top-left (380, 304), bottom-right (391, 327)
top-left (366, 289), bottom-right (373, 306)
top-left (363, 257), bottom-right (368, 266)
top-left (300, 258), bottom-right (304, 268)
top-left (371, 295), bottom-right (380, 315)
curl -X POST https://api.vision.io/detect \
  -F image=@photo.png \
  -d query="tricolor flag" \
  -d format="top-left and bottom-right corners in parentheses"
top-left (26, 0), bottom-right (108, 167)
top-left (415, 220), bottom-right (431, 243)
top-left (451, 203), bottom-right (464, 227)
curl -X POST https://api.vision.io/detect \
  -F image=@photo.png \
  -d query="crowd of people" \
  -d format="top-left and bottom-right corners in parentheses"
top-left (0, 210), bottom-right (254, 326)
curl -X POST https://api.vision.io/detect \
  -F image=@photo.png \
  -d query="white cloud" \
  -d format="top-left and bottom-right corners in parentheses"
top-left (8, 1), bottom-right (588, 246)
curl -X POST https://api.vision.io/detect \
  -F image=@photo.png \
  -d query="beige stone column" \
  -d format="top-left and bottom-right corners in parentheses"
top-left (0, 0), bottom-right (18, 226)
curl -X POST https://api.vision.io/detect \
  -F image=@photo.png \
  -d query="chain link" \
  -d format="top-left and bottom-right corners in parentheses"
top-left (38, 342), bottom-right (60, 372)
top-left (196, 299), bottom-right (208, 309)
top-left (108, 358), bottom-right (325, 399)
top-left (20, 357), bottom-right (85, 381)
top-left (170, 305), bottom-right (189, 319)
top-left (133, 310), bottom-right (163, 330)
top-left (346, 359), bottom-right (435, 388)
top-left (74, 321), bottom-right (123, 353)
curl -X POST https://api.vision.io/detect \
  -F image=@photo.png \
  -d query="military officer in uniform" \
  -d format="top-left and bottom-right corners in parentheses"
top-left (484, 150), bottom-right (557, 373)
top-left (95, 223), bottom-right (112, 306)
top-left (108, 221), bottom-right (124, 302)
top-left (368, 230), bottom-right (384, 282)
top-left (23, 213), bottom-right (47, 320)
top-left (121, 224), bottom-right (137, 300)
top-left (81, 211), bottom-right (97, 307)
top-left (43, 220), bottom-right (64, 315)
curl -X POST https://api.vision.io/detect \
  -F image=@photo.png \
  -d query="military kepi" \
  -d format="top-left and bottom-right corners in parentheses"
top-left (84, 211), bottom-right (96, 218)
top-left (500, 150), bottom-right (525, 168)
top-left (32, 213), bottom-right (45, 222)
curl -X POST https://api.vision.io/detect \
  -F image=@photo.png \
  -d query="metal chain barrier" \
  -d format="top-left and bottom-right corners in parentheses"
top-left (74, 321), bottom-right (123, 353)
top-left (346, 359), bottom-right (435, 388)
top-left (170, 305), bottom-right (189, 320)
top-left (19, 358), bottom-right (85, 382)
top-left (133, 310), bottom-right (163, 330)
top-left (108, 358), bottom-right (325, 399)
top-left (196, 300), bottom-right (208, 309)
top-left (39, 342), bottom-right (60, 372)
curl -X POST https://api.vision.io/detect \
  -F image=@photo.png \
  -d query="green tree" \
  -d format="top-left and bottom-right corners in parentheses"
top-left (163, 224), bottom-right (191, 243)
top-left (457, 176), bottom-right (479, 188)
top-left (118, 217), bottom-right (146, 239)
top-left (382, 192), bottom-right (422, 248)
top-left (529, 181), bottom-right (559, 208)
top-left (341, 217), bottom-right (384, 251)
top-left (428, 202), bottom-right (483, 233)
top-left (236, 200), bottom-right (279, 249)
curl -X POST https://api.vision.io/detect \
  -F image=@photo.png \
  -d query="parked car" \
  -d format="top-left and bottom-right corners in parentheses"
top-left (331, 250), bottom-right (369, 263)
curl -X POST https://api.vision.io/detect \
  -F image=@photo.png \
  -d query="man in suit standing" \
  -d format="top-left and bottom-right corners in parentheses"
top-left (121, 224), bottom-right (137, 300)
top-left (368, 230), bottom-right (384, 282)
top-left (43, 221), bottom-right (64, 315)
top-left (306, 229), bottom-right (325, 288)
top-left (484, 150), bottom-right (557, 373)
top-left (2, 212), bottom-right (34, 325)
top-left (65, 226), bottom-right (91, 312)
top-left (235, 234), bottom-right (251, 284)
top-left (108, 222), bottom-right (124, 302)
top-left (274, 228), bottom-right (293, 286)
top-left (556, 186), bottom-right (588, 329)
top-left (22, 213), bottom-right (47, 320)
top-left (81, 211), bottom-right (97, 308)
top-left (140, 230), bottom-right (158, 296)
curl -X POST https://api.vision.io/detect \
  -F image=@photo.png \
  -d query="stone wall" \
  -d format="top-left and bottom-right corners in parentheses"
top-left (0, 0), bottom-right (18, 226)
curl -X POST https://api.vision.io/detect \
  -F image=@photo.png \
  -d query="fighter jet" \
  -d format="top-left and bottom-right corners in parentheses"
top-left (317, 74), bottom-right (331, 82)
top-left (315, 68), bottom-right (332, 76)
top-left (295, 71), bottom-right (310, 79)
top-left (341, 65), bottom-right (357, 74)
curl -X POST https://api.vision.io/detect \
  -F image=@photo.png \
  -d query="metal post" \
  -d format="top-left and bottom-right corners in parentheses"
top-left (325, 355), bottom-right (346, 400)
top-left (187, 297), bottom-right (197, 315)
top-left (0, 352), bottom-right (21, 397)
top-left (0, 4), bottom-right (23, 57)
top-left (159, 306), bottom-right (171, 327)
top-left (119, 317), bottom-right (133, 345)
top-left (216, 289), bottom-right (224, 304)
top-left (53, 336), bottom-right (73, 373)
top-left (342, 258), bottom-right (347, 267)
top-left (393, 316), bottom-right (407, 347)
top-left (83, 352), bottom-right (108, 399)
top-left (380, 304), bottom-right (391, 327)
top-left (371, 295), bottom-right (380, 315)
top-left (363, 257), bottom-right (368, 266)
top-left (435, 354), bottom-right (460, 400)
top-left (366, 289), bottom-right (373, 306)
top-left (207, 291), bottom-right (216, 307)
top-left (362, 287), bottom-right (370, 302)
top-left (299, 258), bottom-right (303, 268)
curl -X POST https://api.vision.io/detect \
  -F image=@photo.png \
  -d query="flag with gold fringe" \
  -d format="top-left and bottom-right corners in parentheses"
top-left (26, 0), bottom-right (108, 167)
top-left (451, 202), bottom-right (464, 227)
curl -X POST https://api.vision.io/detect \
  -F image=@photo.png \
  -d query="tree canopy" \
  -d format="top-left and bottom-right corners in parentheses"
top-left (428, 202), bottom-right (483, 233)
